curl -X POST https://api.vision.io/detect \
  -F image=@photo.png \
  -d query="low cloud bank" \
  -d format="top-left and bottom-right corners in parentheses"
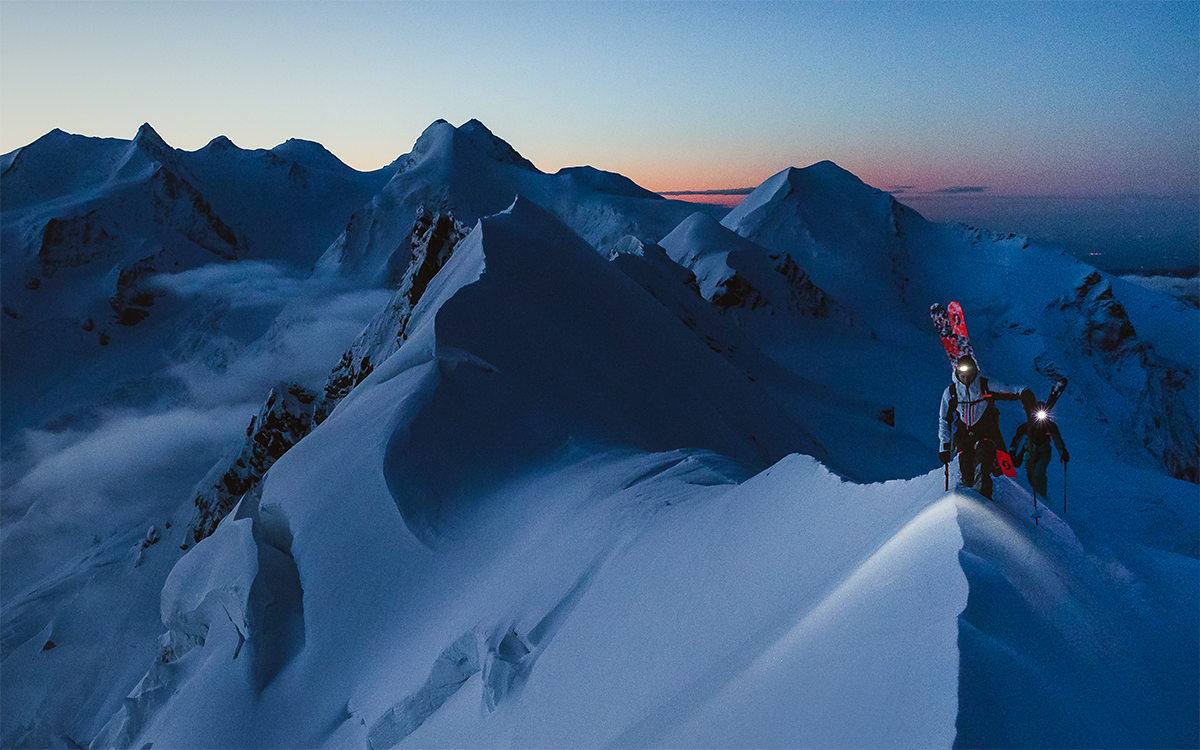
top-left (2, 262), bottom-right (393, 596)
top-left (934, 186), bottom-right (989, 194)
top-left (1, 404), bottom-right (253, 597)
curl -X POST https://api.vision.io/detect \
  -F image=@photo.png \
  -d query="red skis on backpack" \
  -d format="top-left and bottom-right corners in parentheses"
top-left (931, 301), bottom-right (1017, 479)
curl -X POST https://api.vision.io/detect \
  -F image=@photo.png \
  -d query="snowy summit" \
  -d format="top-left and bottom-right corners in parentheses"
top-left (1, 120), bottom-right (1196, 749)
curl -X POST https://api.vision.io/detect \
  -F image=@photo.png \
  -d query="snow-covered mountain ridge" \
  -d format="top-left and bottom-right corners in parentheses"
top-left (2, 120), bottom-right (1196, 749)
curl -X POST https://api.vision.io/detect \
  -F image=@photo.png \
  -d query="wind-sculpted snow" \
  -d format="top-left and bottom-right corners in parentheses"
top-left (94, 196), bottom-right (965, 749)
top-left (133, 425), bottom-right (970, 750)
top-left (380, 197), bottom-right (823, 545)
top-left (953, 479), bottom-right (1198, 749)
top-left (314, 207), bottom-right (471, 425)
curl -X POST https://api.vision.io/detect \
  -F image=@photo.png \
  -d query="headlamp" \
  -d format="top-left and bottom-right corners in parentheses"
top-left (1035, 410), bottom-right (1048, 421)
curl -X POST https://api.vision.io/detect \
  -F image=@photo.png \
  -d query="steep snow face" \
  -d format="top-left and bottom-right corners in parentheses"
top-left (377, 196), bottom-right (823, 545)
top-left (124, 432), bottom-right (970, 750)
top-left (456, 119), bottom-right (542, 172)
top-left (660, 211), bottom-right (843, 321)
top-left (955, 478), bottom-right (1198, 750)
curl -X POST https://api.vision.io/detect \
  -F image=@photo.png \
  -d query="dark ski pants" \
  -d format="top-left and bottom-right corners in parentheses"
top-left (959, 438), bottom-right (997, 499)
top-left (1029, 450), bottom-right (1052, 501)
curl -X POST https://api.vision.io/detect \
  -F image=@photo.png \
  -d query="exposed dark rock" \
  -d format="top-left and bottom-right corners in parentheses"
top-left (1055, 271), bottom-right (1197, 483)
top-left (149, 167), bottom-right (243, 260)
top-left (109, 256), bottom-right (161, 327)
top-left (315, 207), bottom-right (468, 425)
top-left (189, 383), bottom-right (318, 544)
top-left (711, 273), bottom-right (771, 311)
top-left (1062, 271), bottom-right (1137, 358)
top-left (38, 210), bottom-right (118, 276)
top-left (774, 253), bottom-right (836, 318)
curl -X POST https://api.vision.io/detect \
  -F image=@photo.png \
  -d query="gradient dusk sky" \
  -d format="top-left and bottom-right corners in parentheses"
top-left (1, 1), bottom-right (1197, 198)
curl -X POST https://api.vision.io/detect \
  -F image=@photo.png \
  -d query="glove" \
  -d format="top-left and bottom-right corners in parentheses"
top-left (1061, 451), bottom-right (1070, 463)
top-left (939, 451), bottom-right (952, 465)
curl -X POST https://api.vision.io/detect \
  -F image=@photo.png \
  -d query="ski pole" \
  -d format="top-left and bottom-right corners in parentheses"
top-left (1063, 461), bottom-right (1067, 515)
top-left (945, 462), bottom-right (949, 491)
top-left (1025, 457), bottom-right (1038, 525)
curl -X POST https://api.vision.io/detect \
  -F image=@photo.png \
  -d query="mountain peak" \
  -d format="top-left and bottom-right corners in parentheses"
top-left (722, 161), bottom-right (886, 235)
top-left (133, 122), bottom-right (167, 146)
top-left (401, 119), bottom-right (542, 179)
top-left (456, 119), bottom-right (540, 172)
top-left (270, 138), bottom-right (354, 173)
top-left (131, 122), bottom-right (174, 163)
top-left (788, 160), bottom-right (871, 190)
top-left (204, 135), bottom-right (238, 151)
top-left (554, 165), bottom-right (663, 200)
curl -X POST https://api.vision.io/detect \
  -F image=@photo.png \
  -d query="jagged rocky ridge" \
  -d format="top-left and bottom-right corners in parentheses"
top-left (188, 383), bottom-right (318, 545)
top-left (186, 207), bottom-right (474, 544)
top-left (317, 207), bottom-right (471, 424)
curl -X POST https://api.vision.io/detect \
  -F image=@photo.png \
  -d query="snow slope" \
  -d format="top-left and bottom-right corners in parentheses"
top-left (1, 121), bottom-right (1196, 749)
top-left (98, 198), bottom-right (1200, 748)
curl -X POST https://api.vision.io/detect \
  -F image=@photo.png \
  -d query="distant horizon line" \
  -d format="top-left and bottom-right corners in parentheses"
top-left (657, 188), bottom-right (1200, 200)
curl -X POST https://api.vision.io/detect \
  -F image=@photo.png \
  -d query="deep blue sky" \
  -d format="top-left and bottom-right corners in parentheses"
top-left (2, 0), bottom-right (1197, 200)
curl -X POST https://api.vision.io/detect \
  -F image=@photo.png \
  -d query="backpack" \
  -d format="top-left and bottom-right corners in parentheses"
top-left (946, 377), bottom-right (1001, 448)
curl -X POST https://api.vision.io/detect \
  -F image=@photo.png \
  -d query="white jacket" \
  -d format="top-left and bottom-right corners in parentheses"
top-left (938, 377), bottom-right (1028, 451)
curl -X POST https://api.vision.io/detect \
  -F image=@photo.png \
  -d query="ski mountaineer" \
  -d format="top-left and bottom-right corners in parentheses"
top-left (938, 354), bottom-right (1036, 500)
top-left (1010, 404), bottom-right (1070, 503)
